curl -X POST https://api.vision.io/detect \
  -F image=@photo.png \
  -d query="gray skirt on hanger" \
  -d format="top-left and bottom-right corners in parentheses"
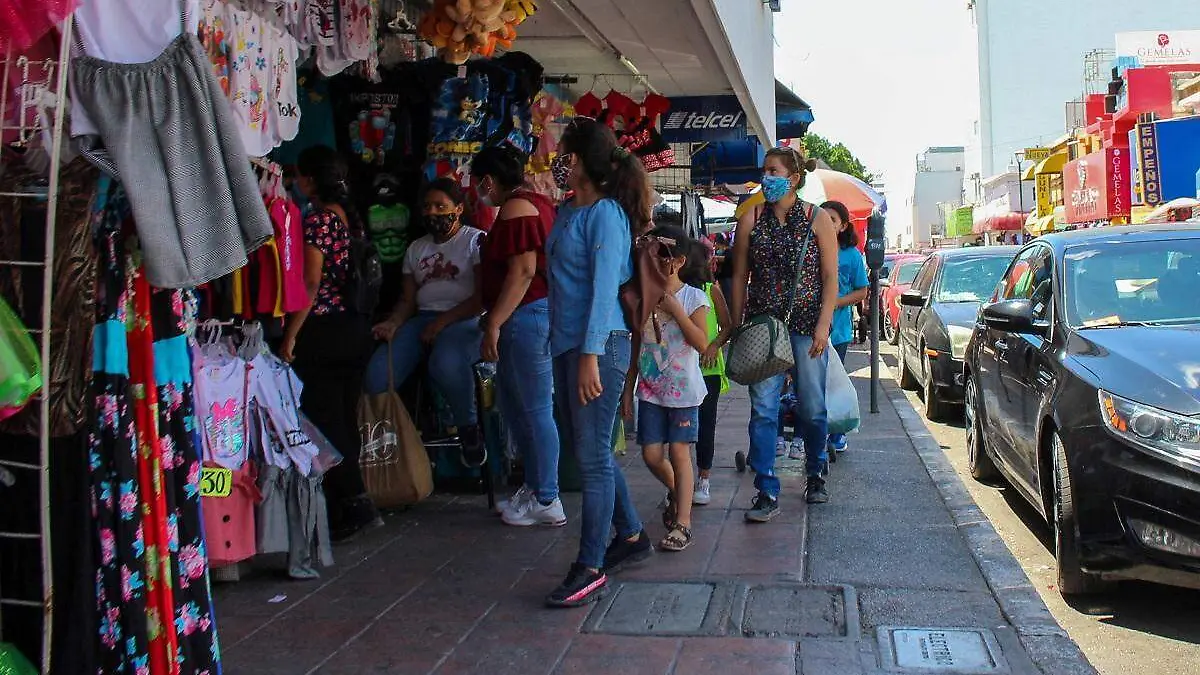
top-left (71, 33), bottom-right (272, 289)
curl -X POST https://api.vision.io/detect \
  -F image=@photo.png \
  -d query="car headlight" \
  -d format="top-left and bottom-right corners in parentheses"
top-left (948, 325), bottom-right (973, 360)
top-left (1099, 390), bottom-right (1200, 470)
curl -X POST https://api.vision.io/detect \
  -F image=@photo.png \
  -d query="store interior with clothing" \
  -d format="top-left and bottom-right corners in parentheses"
top-left (0, 1), bottom-right (779, 673)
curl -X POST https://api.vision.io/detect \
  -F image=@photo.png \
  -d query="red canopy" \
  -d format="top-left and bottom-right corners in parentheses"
top-left (974, 212), bottom-right (1027, 234)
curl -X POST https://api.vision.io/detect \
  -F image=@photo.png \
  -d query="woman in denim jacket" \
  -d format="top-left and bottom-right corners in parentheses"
top-left (543, 118), bottom-right (654, 607)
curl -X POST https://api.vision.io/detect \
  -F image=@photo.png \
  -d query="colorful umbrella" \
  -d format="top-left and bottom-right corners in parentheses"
top-left (734, 169), bottom-right (887, 221)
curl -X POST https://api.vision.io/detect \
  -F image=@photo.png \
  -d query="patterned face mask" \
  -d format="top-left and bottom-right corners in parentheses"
top-left (427, 213), bottom-right (457, 236)
top-left (761, 174), bottom-right (794, 203)
top-left (551, 153), bottom-right (573, 191)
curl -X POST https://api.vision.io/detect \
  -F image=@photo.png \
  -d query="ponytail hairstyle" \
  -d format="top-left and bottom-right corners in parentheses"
top-left (560, 117), bottom-right (653, 235)
top-left (470, 144), bottom-right (529, 192)
top-left (297, 145), bottom-right (362, 231)
top-left (821, 200), bottom-right (859, 249)
top-left (764, 145), bottom-right (818, 189)
top-left (297, 145), bottom-right (353, 207)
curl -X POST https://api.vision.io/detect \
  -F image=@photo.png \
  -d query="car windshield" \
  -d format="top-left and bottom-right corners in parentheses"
top-left (894, 261), bottom-right (923, 285)
top-left (1065, 238), bottom-right (1200, 328)
top-left (935, 256), bottom-right (1012, 303)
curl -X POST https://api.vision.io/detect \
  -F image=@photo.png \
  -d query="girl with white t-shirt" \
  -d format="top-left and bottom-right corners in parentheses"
top-left (366, 178), bottom-right (485, 458)
top-left (621, 225), bottom-right (711, 553)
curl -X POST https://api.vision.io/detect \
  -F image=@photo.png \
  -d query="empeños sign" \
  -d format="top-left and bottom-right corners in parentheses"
top-left (1063, 148), bottom-right (1131, 224)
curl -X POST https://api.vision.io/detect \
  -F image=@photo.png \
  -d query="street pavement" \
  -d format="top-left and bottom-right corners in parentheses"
top-left (880, 345), bottom-right (1200, 675)
top-left (212, 346), bottom-right (1095, 674)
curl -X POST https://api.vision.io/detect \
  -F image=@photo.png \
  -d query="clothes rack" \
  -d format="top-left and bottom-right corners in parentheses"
top-left (0, 15), bottom-right (75, 675)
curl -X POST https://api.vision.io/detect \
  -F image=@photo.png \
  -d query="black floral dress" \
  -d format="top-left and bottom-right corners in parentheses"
top-left (89, 177), bottom-right (220, 675)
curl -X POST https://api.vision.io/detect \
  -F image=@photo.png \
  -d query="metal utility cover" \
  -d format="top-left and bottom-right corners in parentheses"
top-left (583, 582), bottom-right (732, 637)
top-left (739, 584), bottom-right (850, 639)
top-left (877, 627), bottom-right (1009, 673)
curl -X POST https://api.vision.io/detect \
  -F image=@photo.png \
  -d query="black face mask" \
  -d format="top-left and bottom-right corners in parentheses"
top-left (427, 213), bottom-right (458, 236)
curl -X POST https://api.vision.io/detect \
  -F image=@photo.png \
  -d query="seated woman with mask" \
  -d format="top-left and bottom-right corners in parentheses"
top-left (366, 177), bottom-right (486, 456)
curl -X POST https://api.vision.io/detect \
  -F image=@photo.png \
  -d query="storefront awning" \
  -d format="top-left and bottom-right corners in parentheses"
top-left (517, 0), bottom-right (777, 143)
top-left (1033, 151), bottom-right (1069, 176)
top-left (1026, 207), bottom-right (1064, 235)
top-left (975, 212), bottom-right (1027, 234)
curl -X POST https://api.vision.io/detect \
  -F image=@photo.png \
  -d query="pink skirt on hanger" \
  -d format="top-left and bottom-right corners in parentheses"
top-left (0, 0), bottom-right (77, 53)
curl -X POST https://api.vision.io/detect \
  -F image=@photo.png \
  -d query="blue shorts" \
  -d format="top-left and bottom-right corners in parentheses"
top-left (637, 401), bottom-right (700, 445)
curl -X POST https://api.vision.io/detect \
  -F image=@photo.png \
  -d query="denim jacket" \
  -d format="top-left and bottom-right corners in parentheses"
top-left (546, 198), bottom-right (632, 357)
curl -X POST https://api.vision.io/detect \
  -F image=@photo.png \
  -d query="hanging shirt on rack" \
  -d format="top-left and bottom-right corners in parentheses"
top-left (268, 23), bottom-right (302, 146)
top-left (193, 351), bottom-right (252, 469)
top-left (227, 7), bottom-right (275, 157)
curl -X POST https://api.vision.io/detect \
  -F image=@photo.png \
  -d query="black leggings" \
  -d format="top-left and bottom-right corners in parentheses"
top-left (290, 312), bottom-right (373, 508)
top-left (696, 375), bottom-right (723, 472)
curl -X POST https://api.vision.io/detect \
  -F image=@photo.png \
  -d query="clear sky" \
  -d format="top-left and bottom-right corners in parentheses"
top-left (774, 0), bottom-right (978, 235)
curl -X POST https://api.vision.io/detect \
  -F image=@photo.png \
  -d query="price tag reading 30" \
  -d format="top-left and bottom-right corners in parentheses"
top-left (200, 467), bottom-right (233, 498)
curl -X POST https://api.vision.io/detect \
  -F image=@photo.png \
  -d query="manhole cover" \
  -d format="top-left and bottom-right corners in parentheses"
top-left (738, 584), bottom-right (851, 639)
top-left (877, 627), bottom-right (1008, 673)
top-left (583, 582), bottom-right (733, 637)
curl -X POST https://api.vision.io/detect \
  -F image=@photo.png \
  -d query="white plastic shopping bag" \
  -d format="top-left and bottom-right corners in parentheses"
top-left (826, 354), bottom-right (861, 436)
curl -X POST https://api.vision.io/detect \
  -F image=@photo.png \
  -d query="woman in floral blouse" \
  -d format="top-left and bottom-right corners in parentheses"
top-left (282, 145), bottom-right (380, 541)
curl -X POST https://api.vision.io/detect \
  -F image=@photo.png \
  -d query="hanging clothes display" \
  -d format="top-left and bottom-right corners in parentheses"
top-left (0, 0), bottom-right (77, 53)
top-left (88, 177), bottom-right (220, 675)
top-left (71, 0), bottom-right (273, 289)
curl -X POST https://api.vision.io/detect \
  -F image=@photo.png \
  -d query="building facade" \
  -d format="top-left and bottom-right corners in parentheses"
top-left (964, 0), bottom-right (1197, 191)
top-left (910, 146), bottom-right (965, 248)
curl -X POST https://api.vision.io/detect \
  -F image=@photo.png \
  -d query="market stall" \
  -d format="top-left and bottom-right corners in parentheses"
top-left (0, 2), bottom-right (779, 673)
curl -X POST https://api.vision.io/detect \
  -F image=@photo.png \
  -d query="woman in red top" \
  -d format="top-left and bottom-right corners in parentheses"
top-left (471, 145), bottom-right (565, 528)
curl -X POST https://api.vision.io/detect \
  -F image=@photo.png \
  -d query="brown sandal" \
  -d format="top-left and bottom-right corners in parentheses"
top-left (662, 493), bottom-right (677, 530)
top-left (660, 524), bottom-right (693, 552)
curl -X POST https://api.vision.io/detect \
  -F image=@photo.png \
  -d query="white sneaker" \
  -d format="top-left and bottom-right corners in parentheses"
top-left (496, 485), bottom-right (531, 516)
top-left (788, 441), bottom-right (804, 461)
top-left (502, 496), bottom-right (568, 527)
top-left (775, 438), bottom-right (787, 457)
top-left (693, 478), bottom-right (711, 506)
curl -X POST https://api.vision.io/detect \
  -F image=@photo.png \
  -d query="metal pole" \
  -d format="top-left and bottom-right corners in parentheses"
top-left (869, 269), bottom-right (880, 414)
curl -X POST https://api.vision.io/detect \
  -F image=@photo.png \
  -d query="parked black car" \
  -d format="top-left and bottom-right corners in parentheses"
top-left (897, 246), bottom-right (1018, 419)
top-left (964, 224), bottom-right (1200, 595)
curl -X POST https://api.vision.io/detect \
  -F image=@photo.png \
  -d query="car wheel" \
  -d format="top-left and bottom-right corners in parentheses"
top-left (883, 311), bottom-right (899, 345)
top-left (965, 375), bottom-right (998, 481)
top-left (896, 345), bottom-right (919, 390)
top-left (1051, 432), bottom-right (1108, 596)
top-left (922, 353), bottom-right (948, 421)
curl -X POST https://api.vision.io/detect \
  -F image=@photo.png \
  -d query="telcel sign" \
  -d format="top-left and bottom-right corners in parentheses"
top-left (1116, 30), bottom-right (1200, 66)
top-left (662, 96), bottom-right (750, 143)
top-left (1063, 148), bottom-right (1131, 224)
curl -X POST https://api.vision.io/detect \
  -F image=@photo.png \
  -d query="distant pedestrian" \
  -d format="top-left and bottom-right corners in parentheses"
top-left (820, 200), bottom-right (869, 455)
top-left (718, 146), bottom-right (840, 518)
top-left (680, 239), bottom-right (731, 507)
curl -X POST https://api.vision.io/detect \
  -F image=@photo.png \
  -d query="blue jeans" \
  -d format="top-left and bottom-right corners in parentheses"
top-left (748, 334), bottom-right (830, 495)
top-left (554, 332), bottom-right (642, 569)
top-left (363, 311), bottom-right (482, 427)
top-left (497, 300), bottom-right (560, 503)
top-left (636, 402), bottom-right (700, 446)
top-left (829, 343), bottom-right (850, 448)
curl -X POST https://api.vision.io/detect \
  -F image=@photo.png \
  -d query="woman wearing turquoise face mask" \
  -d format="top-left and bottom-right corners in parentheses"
top-left (714, 146), bottom-right (841, 516)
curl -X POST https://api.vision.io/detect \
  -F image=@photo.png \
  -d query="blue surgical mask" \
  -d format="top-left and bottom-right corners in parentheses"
top-left (761, 174), bottom-right (793, 203)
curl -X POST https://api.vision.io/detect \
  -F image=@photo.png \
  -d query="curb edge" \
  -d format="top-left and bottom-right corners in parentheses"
top-left (875, 360), bottom-right (1099, 675)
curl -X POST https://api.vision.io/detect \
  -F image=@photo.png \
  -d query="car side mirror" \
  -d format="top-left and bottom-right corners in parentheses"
top-left (982, 299), bottom-right (1048, 336)
top-left (899, 289), bottom-right (926, 307)
top-left (880, 278), bottom-right (893, 288)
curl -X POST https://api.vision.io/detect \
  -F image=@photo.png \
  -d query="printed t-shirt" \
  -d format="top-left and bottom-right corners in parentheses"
top-left (402, 227), bottom-right (483, 313)
top-left (636, 284), bottom-right (710, 408)
top-left (832, 246), bottom-right (869, 347)
top-left (480, 191), bottom-right (555, 310)
top-left (303, 209), bottom-right (352, 315)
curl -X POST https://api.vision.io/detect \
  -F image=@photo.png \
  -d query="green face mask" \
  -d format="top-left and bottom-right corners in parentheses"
top-left (367, 203), bottom-right (411, 264)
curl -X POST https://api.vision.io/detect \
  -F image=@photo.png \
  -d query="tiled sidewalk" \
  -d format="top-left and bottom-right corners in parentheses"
top-left (212, 348), bottom-right (1088, 675)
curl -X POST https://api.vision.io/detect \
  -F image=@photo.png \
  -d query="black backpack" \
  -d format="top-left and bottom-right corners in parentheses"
top-left (346, 234), bottom-right (383, 316)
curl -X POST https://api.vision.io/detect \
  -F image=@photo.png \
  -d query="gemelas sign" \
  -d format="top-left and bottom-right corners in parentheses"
top-left (1116, 31), bottom-right (1200, 66)
top-left (1063, 148), bottom-right (1131, 224)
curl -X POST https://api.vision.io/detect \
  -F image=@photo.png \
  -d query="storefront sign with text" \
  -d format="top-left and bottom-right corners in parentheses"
top-left (662, 96), bottom-right (749, 143)
top-left (1063, 148), bottom-right (1131, 224)
top-left (1116, 31), bottom-right (1200, 66)
top-left (1138, 123), bottom-right (1163, 206)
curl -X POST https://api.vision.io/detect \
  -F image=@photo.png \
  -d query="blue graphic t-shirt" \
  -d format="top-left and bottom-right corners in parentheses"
top-left (832, 246), bottom-right (869, 347)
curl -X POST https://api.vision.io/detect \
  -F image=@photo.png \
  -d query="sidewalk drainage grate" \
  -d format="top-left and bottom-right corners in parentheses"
top-left (876, 627), bottom-right (1009, 673)
top-left (737, 584), bottom-right (851, 639)
top-left (582, 582), bottom-right (735, 637)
